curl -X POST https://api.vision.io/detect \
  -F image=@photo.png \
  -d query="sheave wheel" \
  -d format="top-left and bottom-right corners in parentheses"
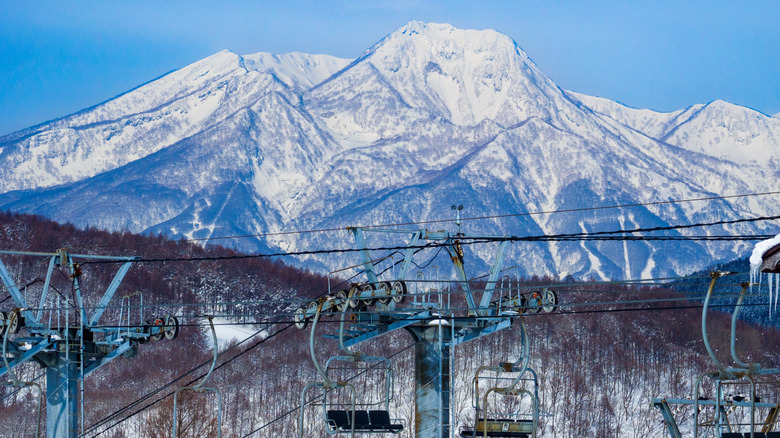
top-left (150, 318), bottom-right (165, 341)
top-left (359, 284), bottom-right (376, 307)
top-left (8, 310), bottom-right (22, 334)
top-left (164, 315), bottom-right (180, 340)
top-left (526, 292), bottom-right (541, 314)
top-left (541, 289), bottom-right (558, 313)
top-left (347, 286), bottom-right (360, 310)
top-left (377, 282), bottom-right (393, 305)
top-left (0, 312), bottom-right (6, 336)
top-left (294, 307), bottom-right (308, 329)
top-left (335, 290), bottom-right (349, 312)
top-left (306, 300), bottom-right (319, 319)
top-left (390, 281), bottom-right (407, 304)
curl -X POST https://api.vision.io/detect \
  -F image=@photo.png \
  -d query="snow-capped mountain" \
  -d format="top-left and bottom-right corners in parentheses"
top-left (1, 21), bottom-right (778, 279)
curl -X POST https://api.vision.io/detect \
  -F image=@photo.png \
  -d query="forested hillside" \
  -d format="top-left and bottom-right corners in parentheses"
top-left (0, 211), bottom-right (778, 437)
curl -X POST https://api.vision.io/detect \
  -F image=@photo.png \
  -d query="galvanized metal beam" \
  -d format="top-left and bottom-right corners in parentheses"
top-left (452, 318), bottom-right (512, 347)
top-left (343, 311), bottom-right (432, 347)
top-left (0, 255), bottom-right (39, 326)
top-left (349, 228), bottom-right (379, 285)
top-left (653, 399), bottom-right (682, 438)
top-left (477, 240), bottom-right (510, 311)
top-left (0, 338), bottom-right (53, 379)
top-left (36, 255), bottom-right (58, 322)
top-left (46, 354), bottom-right (80, 438)
top-left (407, 325), bottom-right (451, 438)
top-left (82, 341), bottom-right (132, 377)
top-left (398, 231), bottom-right (422, 281)
top-left (88, 260), bottom-right (136, 326)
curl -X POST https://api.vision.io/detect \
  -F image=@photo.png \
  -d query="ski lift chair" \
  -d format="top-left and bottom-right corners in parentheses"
top-left (323, 354), bottom-right (404, 434)
top-left (300, 299), bottom-right (404, 437)
top-left (692, 273), bottom-right (780, 438)
top-left (172, 316), bottom-right (222, 438)
top-left (461, 316), bottom-right (539, 438)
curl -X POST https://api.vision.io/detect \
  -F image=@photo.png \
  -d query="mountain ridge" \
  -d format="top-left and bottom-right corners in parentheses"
top-left (1, 21), bottom-right (778, 279)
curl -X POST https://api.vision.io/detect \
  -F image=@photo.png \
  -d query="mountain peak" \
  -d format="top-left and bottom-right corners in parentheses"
top-left (384, 21), bottom-right (522, 55)
top-left (340, 21), bottom-right (551, 126)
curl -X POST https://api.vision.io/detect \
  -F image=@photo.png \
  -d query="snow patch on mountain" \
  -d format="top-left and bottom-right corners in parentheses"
top-left (660, 100), bottom-right (780, 166)
top-left (243, 52), bottom-right (350, 91)
top-left (566, 91), bottom-right (700, 139)
top-left (1, 21), bottom-right (779, 280)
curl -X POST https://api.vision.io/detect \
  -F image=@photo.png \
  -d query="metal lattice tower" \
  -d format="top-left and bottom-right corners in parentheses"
top-left (296, 218), bottom-right (555, 438)
top-left (0, 249), bottom-right (178, 438)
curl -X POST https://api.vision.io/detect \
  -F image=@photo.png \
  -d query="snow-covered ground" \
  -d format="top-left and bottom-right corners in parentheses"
top-left (202, 317), bottom-right (267, 351)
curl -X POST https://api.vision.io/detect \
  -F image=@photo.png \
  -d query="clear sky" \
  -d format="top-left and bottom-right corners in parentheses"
top-left (1, 0), bottom-right (779, 136)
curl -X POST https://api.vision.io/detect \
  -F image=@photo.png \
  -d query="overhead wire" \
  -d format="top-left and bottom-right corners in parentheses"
top-left (82, 322), bottom-right (293, 437)
top-left (1, 198), bottom-right (777, 434)
top-left (71, 215), bottom-right (780, 266)
top-left (13, 269), bottom-right (757, 315)
top-left (80, 190), bottom-right (779, 248)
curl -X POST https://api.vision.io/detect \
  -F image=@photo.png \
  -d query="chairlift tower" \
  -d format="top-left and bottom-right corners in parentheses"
top-left (0, 249), bottom-right (179, 438)
top-left (654, 250), bottom-right (780, 438)
top-left (297, 206), bottom-right (558, 438)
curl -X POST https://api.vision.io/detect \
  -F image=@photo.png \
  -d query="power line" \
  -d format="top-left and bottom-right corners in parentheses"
top-left (76, 215), bottom-right (780, 266)
top-left (80, 190), bottom-right (780, 248)
top-left (82, 323), bottom-right (289, 437)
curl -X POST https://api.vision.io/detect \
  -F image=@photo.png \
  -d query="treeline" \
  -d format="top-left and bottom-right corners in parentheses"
top-left (0, 211), bottom-right (779, 437)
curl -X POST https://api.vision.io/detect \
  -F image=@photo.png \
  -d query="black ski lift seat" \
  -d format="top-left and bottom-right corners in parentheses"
top-left (459, 418), bottom-right (534, 437)
top-left (721, 433), bottom-right (780, 438)
top-left (326, 410), bottom-right (403, 433)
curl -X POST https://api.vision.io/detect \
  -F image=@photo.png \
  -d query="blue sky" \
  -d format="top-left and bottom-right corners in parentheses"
top-left (1, 0), bottom-right (779, 136)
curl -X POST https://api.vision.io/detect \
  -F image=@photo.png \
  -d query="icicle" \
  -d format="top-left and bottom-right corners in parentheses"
top-left (766, 274), bottom-right (775, 318)
top-left (749, 233), bottom-right (780, 318)
top-left (775, 273), bottom-right (779, 314)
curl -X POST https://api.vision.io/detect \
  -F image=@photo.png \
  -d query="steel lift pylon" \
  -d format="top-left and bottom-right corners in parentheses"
top-left (654, 269), bottom-right (780, 438)
top-left (350, 226), bottom-right (512, 438)
top-left (0, 249), bottom-right (177, 438)
top-left (297, 208), bottom-right (558, 438)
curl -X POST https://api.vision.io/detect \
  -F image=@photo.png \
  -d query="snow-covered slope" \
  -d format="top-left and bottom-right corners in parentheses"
top-left (0, 51), bottom-right (349, 194)
top-left (569, 92), bottom-right (780, 167)
top-left (0, 21), bottom-right (778, 279)
top-left (566, 91), bottom-right (702, 139)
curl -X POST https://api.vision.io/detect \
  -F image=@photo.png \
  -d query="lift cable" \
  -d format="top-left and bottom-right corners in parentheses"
top-left (13, 269), bottom-right (755, 314)
top-left (83, 243), bottom-right (483, 434)
top-left (81, 248), bottom-right (424, 435)
top-left (72, 215), bottom-right (780, 267)
top-left (80, 190), bottom-right (779, 248)
top-left (79, 293), bottom-right (774, 330)
top-left (81, 323), bottom-right (290, 437)
top-left (240, 302), bottom-right (779, 436)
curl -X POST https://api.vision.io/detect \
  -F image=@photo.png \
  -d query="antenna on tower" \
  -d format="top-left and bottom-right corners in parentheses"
top-left (451, 204), bottom-right (464, 236)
